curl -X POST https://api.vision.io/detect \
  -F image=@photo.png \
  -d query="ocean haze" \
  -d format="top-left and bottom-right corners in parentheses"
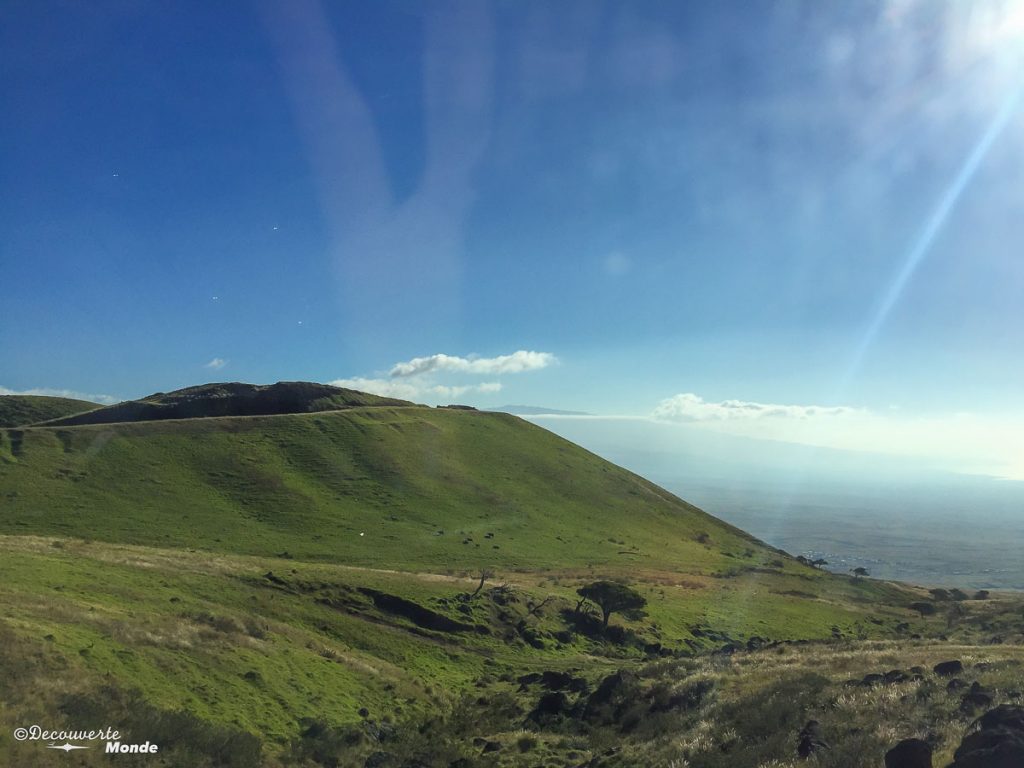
top-left (489, 405), bottom-right (591, 416)
top-left (527, 414), bottom-right (1024, 590)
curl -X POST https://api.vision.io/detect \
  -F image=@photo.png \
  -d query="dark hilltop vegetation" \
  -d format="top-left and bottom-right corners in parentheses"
top-left (42, 381), bottom-right (413, 426)
top-left (2, 382), bottom-right (1024, 767)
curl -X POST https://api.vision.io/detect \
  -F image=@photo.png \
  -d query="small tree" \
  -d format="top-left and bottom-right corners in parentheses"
top-left (471, 568), bottom-right (494, 598)
top-left (527, 596), bottom-right (554, 617)
top-left (851, 567), bottom-right (869, 580)
top-left (576, 581), bottom-right (646, 628)
top-left (811, 558), bottom-right (828, 569)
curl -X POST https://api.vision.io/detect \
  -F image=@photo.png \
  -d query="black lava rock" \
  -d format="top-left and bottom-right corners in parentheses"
top-left (950, 705), bottom-right (1024, 767)
top-left (934, 660), bottom-right (964, 677)
top-left (885, 738), bottom-right (932, 768)
top-left (797, 720), bottom-right (829, 758)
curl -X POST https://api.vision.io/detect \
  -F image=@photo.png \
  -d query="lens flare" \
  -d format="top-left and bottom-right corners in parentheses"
top-left (845, 86), bottom-right (1022, 384)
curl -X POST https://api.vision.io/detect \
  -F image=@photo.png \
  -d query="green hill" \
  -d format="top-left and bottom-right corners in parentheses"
top-left (1, 382), bottom-right (1009, 767)
top-left (0, 394), bottom-right (101, 427)
top-left (2, 402), bottom-right (771, 572)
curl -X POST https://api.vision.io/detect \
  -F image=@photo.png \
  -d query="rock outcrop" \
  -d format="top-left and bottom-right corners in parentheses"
top-left (950, 705), bottom-right (1024, 767)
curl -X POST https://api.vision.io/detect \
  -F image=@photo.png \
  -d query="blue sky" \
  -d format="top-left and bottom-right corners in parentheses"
top-left (2, 1), bottom-right (1023, 478)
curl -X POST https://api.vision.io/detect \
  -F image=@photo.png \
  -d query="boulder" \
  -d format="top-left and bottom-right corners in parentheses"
top-left (884, 738), bottom-right (932, 768)
top-left (797, 720), bottom-right (829, 758)
top-left (528, 691), bottom-right (569, 724)
top-left (961, 683), bottom-right (994, 713)
top-left (885, 669), bottom-right (910, 684)
top-left (978, 706), bottom-right (1024, 731)
top-left (950, 705), bottom-right (1024, 767)
top-left (516, 672), bottom-right (542, 689)
top-left (540, 670), bottom-right (585, 692)
top-left (746, 635), bottom-right (767, 651)
top-left (583, 670), bottom-right (640, 725)
top-left (934, 660), bottom-right (964, 677)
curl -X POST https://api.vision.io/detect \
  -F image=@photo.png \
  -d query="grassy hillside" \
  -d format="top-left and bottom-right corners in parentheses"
top-left (0, 394), bottom-right (100, 427)
top-left (1, 533), bottom-right (1020, 767)
top-left (1, 391), bottom-right (1020, 766)
top-left (1, 405), bottom-right (774, 572)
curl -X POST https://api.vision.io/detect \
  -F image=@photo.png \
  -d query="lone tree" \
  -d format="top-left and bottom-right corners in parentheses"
top-left (851, 567), bottom-right (870, 580)
top-left (811, 558), bottom-right (829, 569)
top-left (576, 581), bottom-right (646, 628)
top-left (470, 568), bottom-right (495, 598)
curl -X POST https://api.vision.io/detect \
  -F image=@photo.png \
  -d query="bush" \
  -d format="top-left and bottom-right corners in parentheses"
top-left (516, 734), bottom-right (538, 752)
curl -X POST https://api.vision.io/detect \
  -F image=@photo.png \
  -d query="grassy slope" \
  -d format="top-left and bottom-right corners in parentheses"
top-left (3, 535), bottom-right (1019, 767)
top-left (0, 395), bottom-right (100, 427)
top-left (0, 406), bottom-right (774, 572)
top-left (0, 405), bottom-right (997, 766)
top-left (0, 537), bottom-right (937, 765)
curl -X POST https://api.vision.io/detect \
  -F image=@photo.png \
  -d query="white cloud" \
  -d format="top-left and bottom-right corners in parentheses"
top-left (389, 350), bottom-right (556, 378)
top-left (333, 348), bottom-right (545, 405)
top-left (653, 393), bottom-right (857, 422)
top-left (328, 378), bottom-right (502, 402)
top-left (329, 377), bottom-right (422, 400)
top-left (204, 358), bottom-right (227, 370)
top-left (429, 383), bottom-right (502, 399)
top-left (0, 386), bottom-right (119, 405)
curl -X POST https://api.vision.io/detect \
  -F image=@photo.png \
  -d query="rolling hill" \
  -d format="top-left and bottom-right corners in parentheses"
top-left (1, 384), bottom-right (1018, 767)
top-left (1, 397), bottom-right (772, 573)
top-left (0, 394), bottom-right (101, 427)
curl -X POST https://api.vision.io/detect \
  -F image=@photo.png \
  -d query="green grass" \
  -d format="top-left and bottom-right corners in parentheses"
top-left (0, 534), bottom-right (934, 763)
top-left (0, 395), bottom-right (100, 427)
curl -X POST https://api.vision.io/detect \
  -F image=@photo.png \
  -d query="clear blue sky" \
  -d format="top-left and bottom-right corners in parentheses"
top-left (3, 2), bottom-right (1023, 476)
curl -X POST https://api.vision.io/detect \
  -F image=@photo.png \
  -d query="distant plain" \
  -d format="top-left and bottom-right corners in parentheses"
top-left (528, 415), bottom-right (1024, 590)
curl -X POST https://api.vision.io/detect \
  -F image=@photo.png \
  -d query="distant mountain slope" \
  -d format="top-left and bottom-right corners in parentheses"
top-left (490, 404), bottom-right (591, 416)
top-left (0, 395), bottom-right (101, 427)
top-left (2, 398), bottom-right (766, 573)
top-left (44, 381), bottom-right (413, 426)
